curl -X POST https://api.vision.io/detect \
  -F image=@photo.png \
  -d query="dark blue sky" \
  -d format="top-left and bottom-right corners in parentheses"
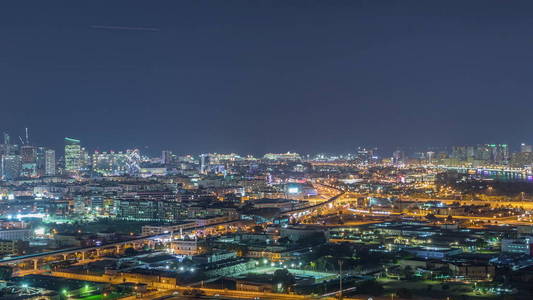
top-left (1, 1), bottom-right (532, 155)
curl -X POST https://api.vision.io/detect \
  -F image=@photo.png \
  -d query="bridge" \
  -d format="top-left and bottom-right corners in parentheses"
top-left (0, 219), bottom-right (245, 269)
top-left (1, 183), bottom-right (343, 270)
top-left (437, 165), bottom-right (531, 176)
top-left (281, 183), bottom-right (345, 218)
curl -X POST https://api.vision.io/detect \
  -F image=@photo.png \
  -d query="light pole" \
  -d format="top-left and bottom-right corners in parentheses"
top-left (338, 259), bottom-right (344, 300)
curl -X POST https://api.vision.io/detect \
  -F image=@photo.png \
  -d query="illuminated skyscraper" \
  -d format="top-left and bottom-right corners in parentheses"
top-left (487, 144), bottom-right (509, 165)
top-left (35, 147), bottom-right (46, 177)
top-left (92, 151), bottom-right (129, 176)
top-left (162, 150), bottom-right (173, 165)
top-left (64, 137), bottom-right (81, 173)
top-left (200, 154), bottom-right (210, 174)
top-left (80, 147), bottom-right (90, 171)
top-left (126, 149), bottom-right (141, 176)
top-left (392, 150), bottom-right (405, 164)
top-left (20, 145), bottom-right (37, 177)
top-left (20, 145), bottom-right (36, 163)
top-left (1, 155), bottom-right (21, 180)
top-left (45, 149), bottom-right (56, 176)
top-left (0, 132), bottom-right (11, 156)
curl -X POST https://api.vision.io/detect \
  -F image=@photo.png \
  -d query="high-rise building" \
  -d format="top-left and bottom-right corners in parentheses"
top-left (451, 144), bottom-right (511, 165)
top-left (92, 151), bottom-right (129, 176)
top-left (20, 145), bottom-right (36, 164)
top-left (0, 132), bottom-right (11, 156)
top-left (35, 147), bottom-right (46, 177)
top-left (355, 147), bottom-right (374, 165)
top-left (520, 143), bottom-right (532, 153)
top-left (510, 152), bottom-right (533, 168)
top-left (20, 145), bottom-right (37, 177)
top-left (45, 149), bottom-right (56, 176)
top-left (162, 150), bottom-right (173, 165)
top-left (451, 146), bottom-right (467, 161)
top-left (426, 151), bottom-right (435, 164)
top-left (392, 150), bottom-right (405, 164)
top-left (1, 155), bottom-right (21, 180)
top-left (126, 149), bottom-right (141, 176)
top-left (64, 137), bottom-right (81, 173)
top-left (200, 154), bottom-right (210, 174)
top-left (80, 147), bottom-right (90, 171)
top-left (488, 144), bottom-right (509, 165)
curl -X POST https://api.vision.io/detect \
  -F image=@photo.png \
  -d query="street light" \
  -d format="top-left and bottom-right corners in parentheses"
top-left (338, 259), bottom-right (344, 300)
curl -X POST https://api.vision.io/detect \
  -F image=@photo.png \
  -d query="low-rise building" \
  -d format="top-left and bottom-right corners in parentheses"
top-left (448, 263), bottom-right (496, 280)
top-left (170, 238), bottom-right (206, 255)
top-left (0, 239), bottom-right (28, 255)
top-left (141, 222), bottom-right (197, 236)
top-left (501, 238), bottom-right (533, 255)
top-left (0, 229), bottom-right (33, 241)
top-left (405, 246), bottom-right (462, 259)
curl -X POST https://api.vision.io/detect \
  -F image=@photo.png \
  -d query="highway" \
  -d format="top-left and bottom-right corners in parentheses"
top-left (132, 286), bottom-right (362, 300)
top-left (0, 183), bottom-right (343, 267)
top-left (281, 183), bottom-right (345, 217)
top-left (0, 219), bottom-right (245, 266)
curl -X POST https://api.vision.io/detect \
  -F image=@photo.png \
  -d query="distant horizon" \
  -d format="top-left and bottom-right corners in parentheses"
top-left (0, 128), bottom-right (529, 157)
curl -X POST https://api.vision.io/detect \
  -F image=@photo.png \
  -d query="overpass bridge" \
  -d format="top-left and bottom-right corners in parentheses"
top-left (0, 219), bottom-right (245, 269)
top-left (2, 184), bottom-right (343, 269)
top-left (437, 165), bottom-right (531, 176)
top-left (281, 184), bottom-right (345, 218)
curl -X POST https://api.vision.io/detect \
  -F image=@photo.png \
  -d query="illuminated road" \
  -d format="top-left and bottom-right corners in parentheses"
top-left (409, 197), bottom-right (533, 209)
top-left (311, 184), bottom-right (533, 226)
top-left (142, 286), bottom-right (362, 300)
top-left (0, 219), bottom-right (245, 266)
top-left (280, 183), bottom-right (345, 218)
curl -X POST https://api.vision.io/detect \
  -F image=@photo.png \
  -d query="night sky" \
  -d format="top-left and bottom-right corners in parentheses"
top-left (1, 1), bottom-right (532, 156)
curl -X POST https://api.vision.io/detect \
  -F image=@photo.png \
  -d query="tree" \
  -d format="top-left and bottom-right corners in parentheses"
top-left (277, 236), bottom-right (291, 245)
top-left (475, 239), bottom-right (487, 249)
top-left (297, 232), bottom-right (326, 247)
top-left (396, 288), bottom-right (413, 299)
top-left (124, 247), bottom-right (137, 256)
top-left (0, 266), bottom-right (12, 280)
top-left (330, 242), bottom-right (353, 259)
top-left (403, 266), bottom-right (414, 280)
top-left (357, 280), bottom-right (384, 296)
top-left (272, 269), bottom-right (296, 293)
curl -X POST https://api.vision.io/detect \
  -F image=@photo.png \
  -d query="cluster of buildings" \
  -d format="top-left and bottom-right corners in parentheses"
top-left (0, 132), bottom-right (533, 299)
top-left (387, 143), bottom-right (533, 169)
top-left (0, 132), bottom-right (56, 180)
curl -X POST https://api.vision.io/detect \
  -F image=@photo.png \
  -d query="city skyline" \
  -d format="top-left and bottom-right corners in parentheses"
top-left (2, 2), bottom-right (533, 299)
top-left (1, 128), bottom-right (532, 157)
